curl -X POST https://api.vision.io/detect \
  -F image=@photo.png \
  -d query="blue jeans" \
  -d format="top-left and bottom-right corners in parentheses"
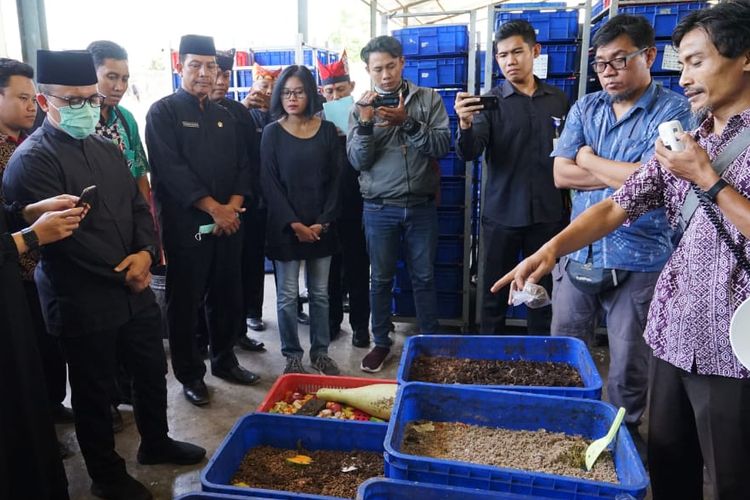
top-left (275, 257), bottom-right (331, 359)
top-left (363, 201), bottom-right (439, 348)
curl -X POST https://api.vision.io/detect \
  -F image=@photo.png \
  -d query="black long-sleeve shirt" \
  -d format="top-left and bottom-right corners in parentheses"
top-left (145, 89), bottom-right (252, 248)
top-left (260, 119), bottom-right (342, 261)
top-left (3, 120), bottom-right (158, 335)
top-left (456, 79), bottom-right (570, 227)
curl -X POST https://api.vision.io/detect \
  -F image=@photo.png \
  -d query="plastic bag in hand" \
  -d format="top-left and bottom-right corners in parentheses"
top-left (510, 282), bottom-right (551, 309)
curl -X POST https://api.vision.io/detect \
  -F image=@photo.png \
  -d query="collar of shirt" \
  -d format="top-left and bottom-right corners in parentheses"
top-left (1, 130), bottom-right (27, 145)
top-left (500, 76), bottom-right (554, 99)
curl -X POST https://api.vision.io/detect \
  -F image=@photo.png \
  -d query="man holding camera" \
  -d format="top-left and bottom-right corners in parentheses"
top-left (455, 20), bottom-right (570, 335)
top-left (347, 35), bottom-right (450, 373)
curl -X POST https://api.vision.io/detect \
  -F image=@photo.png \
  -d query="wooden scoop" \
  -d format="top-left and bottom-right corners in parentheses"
top-left (585, 407), bottom-right (626, 471)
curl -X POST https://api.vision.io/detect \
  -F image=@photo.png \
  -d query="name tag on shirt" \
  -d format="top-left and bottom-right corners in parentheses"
top-left (182, 121), bottom-right (200, 128)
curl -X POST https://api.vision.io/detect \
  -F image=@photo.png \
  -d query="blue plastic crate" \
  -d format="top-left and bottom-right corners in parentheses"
top-left (236, 69), bottom-right (253, 88)
top-left (542, 44), bottom-right (579, 75)
top-left (653, 75), bottom-right (683, 95)
top-left (176, 493), bottom-right (271, 500)
top-left (356, 478), bottom-right (539, 499)
top-left (498, 1), bottom-right (567, 9)
top-left (397, 335), bottom-right (603, 399)
top-left (392, 25), bottom-right (469, 57)
top-left (437, 89), bottom-right (460, 117)
top-left (201, 413), bottom-right (387, 499)
top-left (237, 91), bottom-right (248, 101)
top-left (621, 2), bottom-right (707, 38)
top-left (545, 76), bottom-right (578, 103)
top-left (384, 384), bottom-right (648, 499)
top-left (253, 49), bottom-right (314, 66)
top-left (438, 152), bottom-right (467, 176)
top-left (403, 57), bottom-right (467, 87)
top-left (437, 207), bottom-right (464, 235)
top-left (440, 177), bottom-right (465, 206)
top-left (495, 9), bottom-right (579, 42)
top-left (172, 73), bottom-right (181, 91)
top-left (436, 237), bottom-right (464, 264)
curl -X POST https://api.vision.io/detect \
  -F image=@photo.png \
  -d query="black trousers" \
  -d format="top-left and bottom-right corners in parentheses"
top-left (648, 357), bottom-right (750, 500)
top-left (60, 303), bottom-right (168, 483)
top-left (329, 218), bottom-right (370, 332)
top-left (480, 220), bottom-right (562, 334)
top-left (165, 231), bottom-right (243, 384)
top-left (23, 280), bottom-right (67, 408)
top-left (242, 207), bottom-right (267, 319)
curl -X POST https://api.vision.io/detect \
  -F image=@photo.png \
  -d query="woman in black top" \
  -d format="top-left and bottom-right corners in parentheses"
top-left (1, 196), bottom-right (84, 500)
top-left (261, 65), bottom-right (343, 375)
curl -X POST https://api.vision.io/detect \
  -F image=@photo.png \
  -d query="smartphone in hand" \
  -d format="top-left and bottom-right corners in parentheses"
top-left (478, 95), bottom-right (499, 111)
top-left (75, 185), bottom-right (97, 208)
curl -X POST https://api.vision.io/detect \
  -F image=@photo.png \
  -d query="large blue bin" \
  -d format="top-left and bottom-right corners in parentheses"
top-left (176, 494), bottom-right (270, 500)
top-left (403, 57), bottom-right (467, 87)
top-left (384, 384), bottom-right (648, 499)
top-left (398, 335), bottom-right (603, 399)
top-left (356, 478), bottom-right (539, 499)
top-left (621, 2), bottom-right (707, 38)
top-left (392, 25), bottom-right (469, 56)
top-left (495, 9), bottom-right (579, 42)
top-left (201, 413), bottom-right (387, 498)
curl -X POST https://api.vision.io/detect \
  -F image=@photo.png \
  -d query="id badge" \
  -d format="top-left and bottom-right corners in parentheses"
top-left (195, 223), bottom-right (216, 241)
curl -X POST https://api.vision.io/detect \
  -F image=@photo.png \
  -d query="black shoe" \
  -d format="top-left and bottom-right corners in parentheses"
top-left (213, 365), bottom-right (261, 385)
top-left (297, 311), bottom-right (310, 325)
top-left (352, 328), bottom-right (371, 348)
top-left (91, 473), bottom-right (152, 500)
top-left (247, 317), bottom-right (266, 331)
top-left (237, 335), bottom-right (266, 352)
top-left (182, 380), bottom-right (209, 406)
top-left (137, 437), bottom-right (206, 466)
top-left (111, 405), bottom-right (124, 433)
top-left (52, 403), bottom-right (75, 424)
top-left (299, 290), bottom-right (309, 303)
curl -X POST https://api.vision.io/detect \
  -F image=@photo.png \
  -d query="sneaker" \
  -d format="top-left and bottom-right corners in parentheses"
top-left (284, 357), bottom-right (309, 374)
top-left (361, 346), bottom-right (390, 373)
top-left (311, 355), bottom-right (341, 375)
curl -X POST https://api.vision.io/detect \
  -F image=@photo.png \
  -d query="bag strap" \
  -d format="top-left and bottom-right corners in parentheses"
top-left (681, 127), bottom-right (750, 226)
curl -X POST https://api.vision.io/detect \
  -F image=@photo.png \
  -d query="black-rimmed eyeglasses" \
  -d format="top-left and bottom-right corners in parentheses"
top-left (45, 93), bottom-right (106, 109)
top-left (591, 47), bottom-right (650, 74)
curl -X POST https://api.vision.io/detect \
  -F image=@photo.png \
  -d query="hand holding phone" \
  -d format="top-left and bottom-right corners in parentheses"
top-left (75, 185), bottom-right (97, 208)
top-left (477, 95), bottom-right (499, 111)
top-left (658, 121), bottom-right (685, 152)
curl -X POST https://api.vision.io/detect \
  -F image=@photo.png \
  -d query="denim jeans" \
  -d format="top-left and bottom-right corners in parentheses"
top-left (275, 257), bottom-right (332, 359)
top-left (363, 201), bottom-right (439, 348)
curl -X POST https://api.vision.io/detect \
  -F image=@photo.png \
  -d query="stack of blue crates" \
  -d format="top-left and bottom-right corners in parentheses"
top-left (591, 2), bottom-right (707, 95)
top-left (391, 24), bottom-right (470, 320)
top-left (489, 2), bottom-right (580, 104)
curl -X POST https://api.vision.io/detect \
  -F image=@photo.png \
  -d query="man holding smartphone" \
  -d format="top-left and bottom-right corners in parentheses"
top-left (455, 20), bottom-right (570, 334)
top-left (347, 35), bottom-right (450, 373)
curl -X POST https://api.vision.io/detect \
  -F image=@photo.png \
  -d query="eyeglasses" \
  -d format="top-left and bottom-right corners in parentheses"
top-left (591, 47), bottom-right (649, 74)
top-left (45, 93), bottom-right (106, 109)
top-left (282, 89), bottom-right (306, 100)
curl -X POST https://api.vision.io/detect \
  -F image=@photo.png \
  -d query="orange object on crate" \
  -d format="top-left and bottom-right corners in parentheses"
top-left (258, 374), bottom-right (397, 413)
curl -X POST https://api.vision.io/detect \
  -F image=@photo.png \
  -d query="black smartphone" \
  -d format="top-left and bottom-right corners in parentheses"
top-left (372, 94), bottom-right (400, 108)
top-left (478, 95), bottom-right (499, 111)
top-left (75, 185), bottom-right (97, 208)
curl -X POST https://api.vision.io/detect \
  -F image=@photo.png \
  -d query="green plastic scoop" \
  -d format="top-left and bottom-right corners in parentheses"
top-left (585, 407), bottom-right (626, 471)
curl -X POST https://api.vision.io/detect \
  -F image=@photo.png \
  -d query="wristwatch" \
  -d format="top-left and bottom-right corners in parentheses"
top-left (21, 227), bottom-right (39, 251)
top-left (357, 118), bottom-right (374, 128)
top-left (705, 178), bottom-right (729, 202)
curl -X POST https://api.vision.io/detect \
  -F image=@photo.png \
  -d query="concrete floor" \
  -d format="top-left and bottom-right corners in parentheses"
top-left (56, 274), bottom-right (658, 500)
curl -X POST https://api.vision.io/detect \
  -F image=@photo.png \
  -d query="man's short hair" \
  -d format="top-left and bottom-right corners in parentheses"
top-left (270, 65), bottom-right (321, 119)
top-left (592, 14), bottom-right (655, 51)
top-left (360, 36), bottom-right (403, 64)
top-left (495, 20), bottom-right (537, 47)
top-left (673, 0), bottom-right (750, 59)
top-left (0, 58), bottom-right (34, 92)
top-left (86, 40), bottom-right (128, 68)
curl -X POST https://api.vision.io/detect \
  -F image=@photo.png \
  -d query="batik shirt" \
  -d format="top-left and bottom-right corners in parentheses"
top-left (612, 109), bottom-right (750, 378)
